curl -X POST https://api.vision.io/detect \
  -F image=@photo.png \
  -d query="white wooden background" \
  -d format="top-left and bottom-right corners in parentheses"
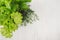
top-left (0, 0), bottom-right (60, 40)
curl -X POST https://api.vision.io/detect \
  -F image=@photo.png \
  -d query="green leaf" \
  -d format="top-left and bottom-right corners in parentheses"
top-left (0, 0), bottom-right (38, 38)
top-left (11, 12), bottom-right (23, 25)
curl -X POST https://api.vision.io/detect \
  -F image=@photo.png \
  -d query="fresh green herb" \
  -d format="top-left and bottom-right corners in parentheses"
top-left (0, 0), bottom-right (38, 38)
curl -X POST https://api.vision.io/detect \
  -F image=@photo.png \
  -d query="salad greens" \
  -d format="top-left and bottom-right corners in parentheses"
top-left (0, 0), bottom-right (38, 38)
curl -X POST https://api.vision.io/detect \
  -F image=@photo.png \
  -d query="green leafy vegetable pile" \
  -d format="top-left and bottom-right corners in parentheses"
top-left (0, 0), bottom-right (38, 38)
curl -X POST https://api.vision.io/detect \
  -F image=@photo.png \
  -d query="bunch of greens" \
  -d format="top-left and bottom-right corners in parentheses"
top-left (0, 0), bottom-right (38, 38)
